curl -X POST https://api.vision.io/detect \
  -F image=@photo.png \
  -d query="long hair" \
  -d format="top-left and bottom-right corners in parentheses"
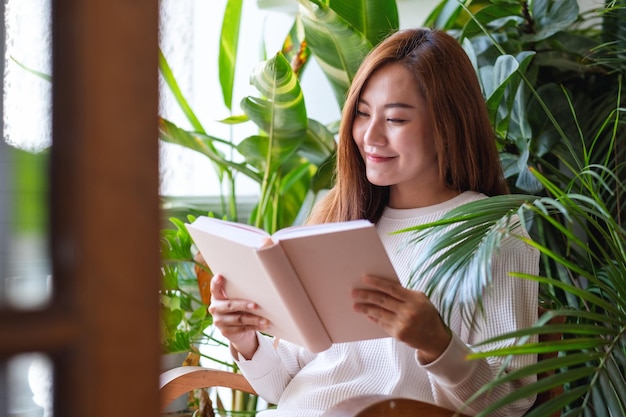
top-left (307, 28), bottom-right (508, 224)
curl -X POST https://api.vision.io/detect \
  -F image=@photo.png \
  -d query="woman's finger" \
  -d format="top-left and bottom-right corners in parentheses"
top-left (215, 311), bottom-right (268, 327)
top-left (210, 274), bottom-right (228, 300)
top-left (209, 298), bottom-right (258, 316)
top-left (352, 287), bottom-right (401, 310)
top-left (362, 274), bottom-right (406, 299)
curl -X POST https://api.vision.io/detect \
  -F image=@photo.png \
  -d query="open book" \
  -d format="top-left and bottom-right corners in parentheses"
top-left (186, 216), bottom-right (400, 353)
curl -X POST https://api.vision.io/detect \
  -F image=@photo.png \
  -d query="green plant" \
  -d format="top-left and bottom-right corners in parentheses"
top-left (159, 0), bottom-right (401, 233)
top-left (160, 216), bottom-right (219, 359)
top-left (158, 0), bottom-right (401, 342)
top-left (158, 0), bottom-right (402, 414)
top-left (399, 1), bottom-right (625, 416)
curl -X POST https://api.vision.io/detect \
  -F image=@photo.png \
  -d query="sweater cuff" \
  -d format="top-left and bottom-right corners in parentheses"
top-left (232, 333), bottom-right (281, 380)
top-left (418, 332), bottom-right (477, 386)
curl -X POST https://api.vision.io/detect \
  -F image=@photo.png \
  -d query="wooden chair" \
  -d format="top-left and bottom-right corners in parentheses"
top-left (160, 309), bottom-right (563, 417)
top-left (160, 366), bottom-right (469, 416)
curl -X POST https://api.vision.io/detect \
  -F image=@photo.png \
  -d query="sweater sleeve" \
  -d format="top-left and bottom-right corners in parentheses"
top-left (234, 334), bottom-right (315, 404)
top-left (420, 235), bottom-right (539, 417)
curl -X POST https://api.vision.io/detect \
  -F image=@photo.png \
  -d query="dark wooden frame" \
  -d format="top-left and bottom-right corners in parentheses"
top-left (0, 1), bottom-right (161, 416)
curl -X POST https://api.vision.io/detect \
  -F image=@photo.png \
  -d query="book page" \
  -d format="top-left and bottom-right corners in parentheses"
top-left (187, 219), bottom-right (331, 352)
top-left (190, 217), bottom-right (270, 249)
top-left (277, 223), bottom-right (400, 344)
top-left (272, 219), bottom-right (372, 240)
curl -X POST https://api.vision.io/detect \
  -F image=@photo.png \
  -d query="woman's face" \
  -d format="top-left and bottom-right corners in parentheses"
top-left (352, 62), bottom-right (443, 208)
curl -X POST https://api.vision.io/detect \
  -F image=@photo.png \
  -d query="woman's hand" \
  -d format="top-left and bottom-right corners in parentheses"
top-left (208, 274), bottom-right (269, 359)
top-left (352, 274), bottom-right (451, 363)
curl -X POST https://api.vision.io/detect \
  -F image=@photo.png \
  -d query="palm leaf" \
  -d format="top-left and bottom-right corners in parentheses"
top-left (396, 184), bottom-right (626, 415)
top-left (397, 194), bottom-right (537, 320)
top-left (419, 2), bottom-right (626, 415)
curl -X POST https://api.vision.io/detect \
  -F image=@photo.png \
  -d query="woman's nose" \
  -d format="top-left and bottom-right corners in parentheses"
top-left (363, 118), bottom-right (386, 146)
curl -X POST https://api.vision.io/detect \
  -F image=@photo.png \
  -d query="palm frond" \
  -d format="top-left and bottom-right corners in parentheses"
top-left (396, 160), bottom-right (626, 416)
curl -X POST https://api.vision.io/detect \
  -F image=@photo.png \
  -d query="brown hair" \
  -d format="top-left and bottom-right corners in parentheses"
top-left (307, 28), bottom-right (508, 224)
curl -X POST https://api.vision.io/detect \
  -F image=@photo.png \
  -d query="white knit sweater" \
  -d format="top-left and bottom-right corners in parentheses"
top-left (235, 191), bottom-right (539, 417)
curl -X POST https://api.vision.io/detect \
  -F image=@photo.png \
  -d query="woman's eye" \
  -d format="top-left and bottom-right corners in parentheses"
top-left (387, 118), bottom-right (406, 123)
top-left (356, 110), bottom-right (369, 117)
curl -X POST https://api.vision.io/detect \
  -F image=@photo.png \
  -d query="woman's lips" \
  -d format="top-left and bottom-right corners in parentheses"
top-left (366, 153), bottom-right (396, 162)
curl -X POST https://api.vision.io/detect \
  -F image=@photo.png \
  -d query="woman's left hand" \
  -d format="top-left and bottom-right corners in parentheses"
top-left (352, 274), bottom-right (452, 363)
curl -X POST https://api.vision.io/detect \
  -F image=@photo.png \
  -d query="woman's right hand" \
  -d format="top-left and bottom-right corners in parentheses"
top-left (208, 274), bottom-right (269, 359)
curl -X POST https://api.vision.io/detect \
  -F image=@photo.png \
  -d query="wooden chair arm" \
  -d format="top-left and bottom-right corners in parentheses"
top-left (321, 394), bottom-right (470, 417)
top-left (159, 366), bottom-right (256, 411)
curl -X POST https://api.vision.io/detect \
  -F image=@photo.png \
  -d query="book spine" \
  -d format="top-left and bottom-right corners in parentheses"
top-left (256, 247), bottom-right (331, 353)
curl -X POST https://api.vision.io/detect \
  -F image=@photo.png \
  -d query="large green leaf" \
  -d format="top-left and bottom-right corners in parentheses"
top-left (477, 51), bottom-right (535, 124)
top-left (160, 46), bottom-right (240, 205)
top-left (277, 159), bottom-right (316, 226)
top-left (328, 0), bottom-right (398, 46)
top-left (299, 118), bottom-right (336, 166)
top-left (310, 152), bottom-right (336, 193)
top-left (298, 0), bottom-right (373, 106)
top-left (241, 52), bottom-right (307, 140)
top-left (158, 117), bottom-right (261, 182)
top-left (240, 52), bottom-right (307, 173)
top-left (460, 3), bottom-right (522, 39)
top-left (159, 48), bottom-right (205, 134)
top-left (524, 0), bottom-right (579, 43)
top-left (423, 0), bottom-right (468, 29)
top-left (219, 0), bottom-right (243, 110)
top-left (237, 134), bottom-right (301, 172)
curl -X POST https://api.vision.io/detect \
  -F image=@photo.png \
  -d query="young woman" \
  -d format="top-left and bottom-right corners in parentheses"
top-left (209, 28), bottom-right (539, 417)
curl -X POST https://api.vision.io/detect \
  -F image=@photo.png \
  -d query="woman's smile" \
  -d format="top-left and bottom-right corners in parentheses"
top-left (365, 152), bottom-right (397, 162)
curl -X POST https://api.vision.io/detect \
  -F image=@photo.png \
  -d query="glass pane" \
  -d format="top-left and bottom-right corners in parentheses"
top-left (1, 0), bottom-right (52, 310)
top-left (0, 138), bottom-right (51, 310)
top-left (4, 353), bottom-right (53, 417)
